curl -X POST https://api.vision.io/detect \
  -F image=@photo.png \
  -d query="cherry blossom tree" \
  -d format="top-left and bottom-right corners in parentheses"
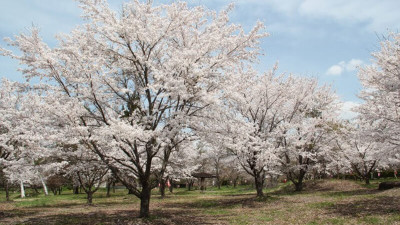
top-left (1, 0), bottom-right (267, 217)
top-left (357, 32), bottom-right (400, 167)
top-left (0, 80), bottom-right (21, 200)
top-left (335, 121), bottom-right (389, 184)
top-left (0, 79), bottom-right (66, 199)
top-left (200, 67), bottom-right (340, 195)
top-left (0, 80), bottom-right (42, 199)
top-left (278, 81), bottom-right (340, 191)
top-left (61, 144), bottom-right (109, 204)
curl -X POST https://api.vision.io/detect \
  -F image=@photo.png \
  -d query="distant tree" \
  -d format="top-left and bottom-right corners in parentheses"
top-left (336, 121), bottom-right (388, 184)
top-left (201, 68), bottom-right (339, 195)
top-left (65, 145), bottom-right (109, 204)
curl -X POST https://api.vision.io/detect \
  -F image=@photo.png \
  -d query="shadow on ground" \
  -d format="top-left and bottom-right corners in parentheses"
top-left (328, 195), bottom-right (400, 217)
top-left (323, 189), bottom-right (381, 197)
top-left (18, 209), bottom-right (222, 225)
top-left (167, 194), bottom-right (280, 210)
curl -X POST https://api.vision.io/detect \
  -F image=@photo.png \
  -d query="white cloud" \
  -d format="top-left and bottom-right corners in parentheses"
top-left (326, 59), bottom-right (363, 76)
top-left (221, 0), bottom-right (400, 32)
top-left (340, 101), bottom-right (359, 120)
top-left (298, 0), bottom-right (400, 31)
top-left (346, 59), bottom-right (363, 71)
top-left (326, 65), bottom-right (343, 76)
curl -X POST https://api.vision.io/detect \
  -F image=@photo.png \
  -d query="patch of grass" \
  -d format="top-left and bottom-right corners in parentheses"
top-left (359, 216), bottom-right (383, 224)
top-left (308, 201), bottom-right (335, 208)
top-left (172, 185), bottom-right (256, 196)
top-left (229, 214), bottom-right (252, 225)
top-left (203, 208), bottom-right (230, 215)
top-left (15, 197), bottom-right (59, 208)
top-left (357, 177), bottom-right (398, 189)
top-left (256, 215), bottom-right (274, 222)
top-left (388, 214), bottom-right (400, 223)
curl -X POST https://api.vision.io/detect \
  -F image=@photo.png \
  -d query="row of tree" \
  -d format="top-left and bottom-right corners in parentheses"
top-left (0, 0), bottom-right (399, 218)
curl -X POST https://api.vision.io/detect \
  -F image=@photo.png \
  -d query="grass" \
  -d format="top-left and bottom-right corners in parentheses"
top-left (307, 201), bottom-right (335, 208)
top-left (0, 178), bottom-right (399, 224)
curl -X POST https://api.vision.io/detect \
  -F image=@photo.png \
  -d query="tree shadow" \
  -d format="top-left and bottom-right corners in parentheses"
top-left (19, 209), bottom-right (219, 225)
top-left (0, 209), bottom-right (39, 220)
top-left (167, 194), bottom-right (280, 210)
top-left (323, 189), bottom-right (381, 198)
top-left (327, 195), bottom-right (400, 217)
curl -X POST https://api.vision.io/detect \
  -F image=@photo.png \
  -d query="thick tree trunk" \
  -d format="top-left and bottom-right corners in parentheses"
top-left (159, 178), bottom-right (166, 198)
top-left (295, 182), bottom-right (303, 191)
top-left (365, 171), bottom-right (371, 184)
top-left (188, 181), bottom-right (193, 191)
top-left (20, 181), bottom-right (25, 198)
top-left (87, 191), bottom-right (93, 205)
top-left (254, 175), bottom-right (264, 197)
top-left (41, 177), bottom-right (49, 196)
top-left (294, 171), bottom-right (305, 191)
top-left (58, 187), bottom-right (62, 195)
top-left (5, 181), bottom-right (10, 201)
top-left (139, 186), bottom-right (151, 218)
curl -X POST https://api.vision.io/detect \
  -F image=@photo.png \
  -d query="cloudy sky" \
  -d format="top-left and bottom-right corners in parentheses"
top-left (1, 0), bottom-right (399, 119)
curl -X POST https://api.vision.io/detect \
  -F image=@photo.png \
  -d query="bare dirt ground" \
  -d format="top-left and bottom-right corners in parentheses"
top-left (0, 179), bottom-right (399, 225)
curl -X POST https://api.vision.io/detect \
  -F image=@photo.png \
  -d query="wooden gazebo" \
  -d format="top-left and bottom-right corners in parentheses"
top-left (192, 172), bottom-right (216, 191)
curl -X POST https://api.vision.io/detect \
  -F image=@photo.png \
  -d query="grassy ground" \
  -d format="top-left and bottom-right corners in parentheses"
top-left (0, 178), bottom-right (399, 224)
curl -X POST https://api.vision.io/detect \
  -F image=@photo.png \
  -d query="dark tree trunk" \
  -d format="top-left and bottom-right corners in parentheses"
top-left (217, 178), bottom-right (221, 189)
top-left (73, 186), bottom-right (79, 194)
top-left (169, 179), bottom-right (173, 193)
top-left (33, 187), bottom-right (39, 194)
top-left (139, 185), bottom-right (151, 218)
top-left (364, 171), bottom-right (371, 184)
top-left (294, 170), bottom-right (306, 192)
top-left (58, 187), bottom-right (62, 195)
top-left (295, 182), bottom-right (303, 191)
top-left (128, 188), bottom-right (134, 195)
top-left (87, 191), bottom-right (93, 205)
top-left (159, 178), bottom-right (166, 198)
top-left (254, 175), bottom-right (264, 197)
top-left (233, 178), bottom-right (238, 188)
top-left (188, 181), bottom-right (193, 191)
top-left (200, 178), bottom-right (206, 191)
top-left (112, 181), bottom-right (116, 193)
top-left (106, 181), bottom-right (111, 197)
top-left (5, 181), bottom-right (10, 201)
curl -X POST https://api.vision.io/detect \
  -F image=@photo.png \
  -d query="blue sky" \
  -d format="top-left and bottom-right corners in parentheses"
top-left (1, 0), bottom-right (400, 118)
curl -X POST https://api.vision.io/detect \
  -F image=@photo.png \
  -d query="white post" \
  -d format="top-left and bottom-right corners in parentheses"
top-left (41, 177), bottom-right (49, 196)
top-left (20, 180), bottom-right (25, 198)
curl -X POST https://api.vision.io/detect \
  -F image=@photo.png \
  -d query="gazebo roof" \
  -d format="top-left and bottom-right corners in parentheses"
top-left (191, 172), bottom-right (216, 178)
